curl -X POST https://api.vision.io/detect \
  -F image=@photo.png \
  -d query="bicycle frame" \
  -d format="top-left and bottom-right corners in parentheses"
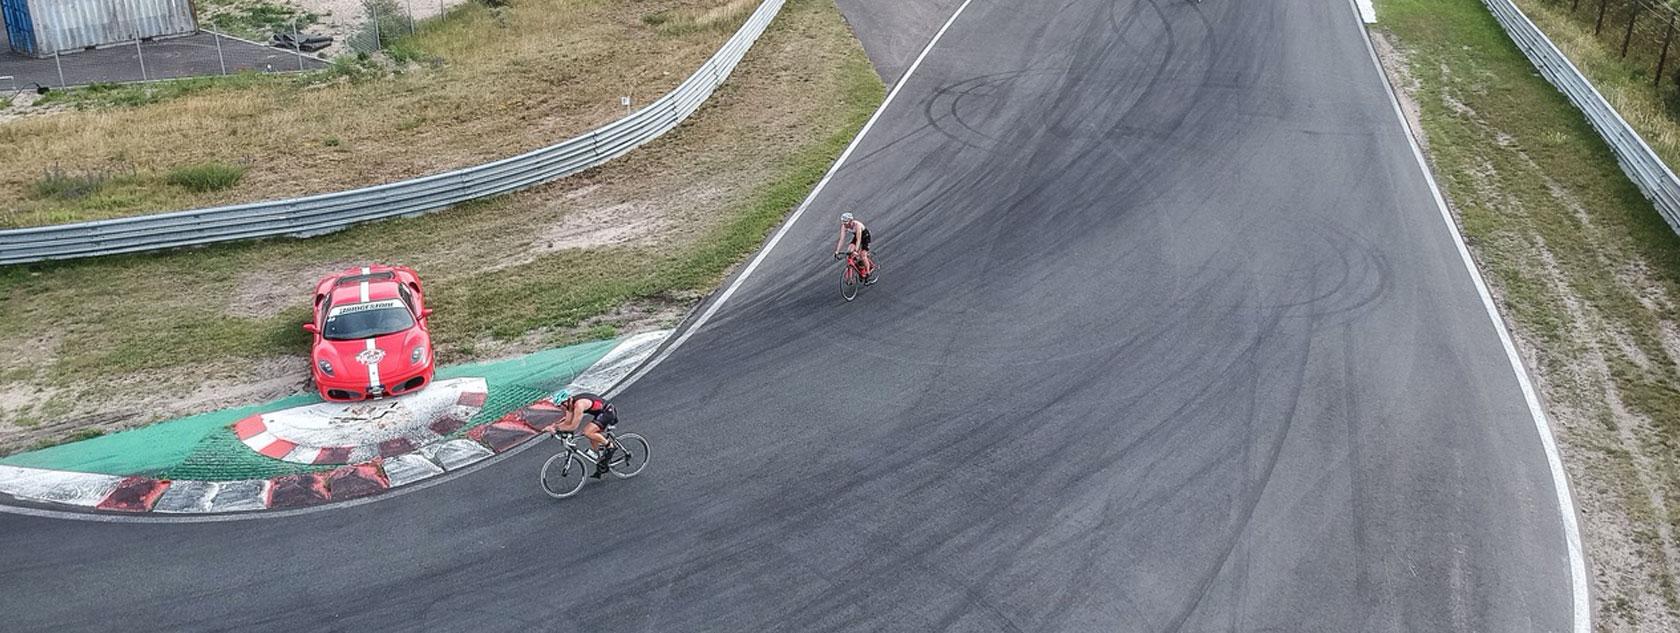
top-left (845, 252), bottom-right (866, 277)
top-left (553, 432), bottom-right (613, 466)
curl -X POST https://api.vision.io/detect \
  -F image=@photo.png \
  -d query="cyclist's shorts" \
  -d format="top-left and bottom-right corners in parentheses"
top-left (860, 229), bottom-right (872, 251)
top-left (586, 406), bottom-right (619, 429)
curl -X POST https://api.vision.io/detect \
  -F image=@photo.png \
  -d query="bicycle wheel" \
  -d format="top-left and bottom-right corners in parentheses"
top-left (539, 452), bottom-right (588, 498)
top-left (842, 266), bottom-right (859, 302)
top-left (608, 433), bottom-right (651, 479)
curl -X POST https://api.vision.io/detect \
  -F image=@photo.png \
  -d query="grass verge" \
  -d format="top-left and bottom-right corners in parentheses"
top-left (0, 0), bottom-right (883, 457)
top-left (0, 0), bottom-right (758, 227)
top-left (1514, 0), bottom-right (1680, 185)
top-left (1377, 0), bottom-right (1680, 630)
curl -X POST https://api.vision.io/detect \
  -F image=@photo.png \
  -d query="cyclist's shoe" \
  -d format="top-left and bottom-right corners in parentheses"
top-left (863, 272), bottom-right (879, 285)
top-left (592, 445), bottom-right (617, 478)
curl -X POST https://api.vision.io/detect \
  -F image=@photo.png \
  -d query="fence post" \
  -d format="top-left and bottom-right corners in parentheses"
top-left (295, 20), bottom-right (305, 71)
top-left (1659, 14), bottom-right (1676, 87)
top-left (127, 0), bottom-right (148, 82)
top-left (135, 38), bottom-right (149, 81)
top-left (406, 0), bottom-right (417, 33)
top-left (373, 2), bottom-right (382, 51)
top-left (214, 31), bottom-right (228, 75)
top-left (52, 49), bottom-right (66, 88)
top-left (1623, 3), bottom-right (1640, 57)
top-left (1597, 0), bottom-right (1609, 33)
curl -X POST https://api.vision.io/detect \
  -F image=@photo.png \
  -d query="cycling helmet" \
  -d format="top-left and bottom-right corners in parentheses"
top-left (840, 212), bottom-right (854, 223)
top-left (551, 388), bottom-right (572, 405)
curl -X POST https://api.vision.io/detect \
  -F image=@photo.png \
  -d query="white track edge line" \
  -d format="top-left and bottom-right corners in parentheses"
top-left (1347, 1), bottom-right (1589, 631)
top-left (612, 0), bottom-right (979, 396)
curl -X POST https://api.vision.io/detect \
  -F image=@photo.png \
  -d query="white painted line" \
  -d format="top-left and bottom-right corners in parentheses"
top-left (153, 480), bottom-right (219, 514)
top-left (421, 439), bottom-right (494, 471)
top-left (1345, 1), bottom-right (1588, 631)
top-left (283, 445), bottom-right (323, 464)
top-left (0, 465), bottom-right (124, 507)
top-left (364, 338), bottom-right (381, 393)
top-left (206, 480), bottom-right (269, 513)
top-left (614, 0), bottom-right (979, 395)
top-left (570, 330), bottom-right (670, 395)
top-left (1357, 0), bottom-right (1377, 23)
top-left (382, 454), bottom-right (445, 487)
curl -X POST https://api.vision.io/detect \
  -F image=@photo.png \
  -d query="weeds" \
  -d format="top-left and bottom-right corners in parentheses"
top-left (32, 167), bottom-right (123, 200)
top-left (166, 162), bottom-right (247, 193)
top-left (643, 0), bottom-right (757, 36)
top-left (35, 74), bottom-right (273, 110)
top-left (200, 0), bottom-right (321, 41)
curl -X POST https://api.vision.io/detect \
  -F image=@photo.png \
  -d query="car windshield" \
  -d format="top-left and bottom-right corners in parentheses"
top-left (322, 299), bottom-right (415, 340)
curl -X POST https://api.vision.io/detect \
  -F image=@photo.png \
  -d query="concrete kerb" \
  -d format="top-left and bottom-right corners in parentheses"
top-left (0, 331), bottom-right (669, 517)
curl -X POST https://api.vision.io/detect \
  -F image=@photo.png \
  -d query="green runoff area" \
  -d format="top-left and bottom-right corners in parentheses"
top-left (0, 338), bottom-right (618, 481)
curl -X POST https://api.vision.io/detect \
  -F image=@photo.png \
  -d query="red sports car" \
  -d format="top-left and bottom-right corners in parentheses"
top-left (303, 265), bottom-right (435, 401)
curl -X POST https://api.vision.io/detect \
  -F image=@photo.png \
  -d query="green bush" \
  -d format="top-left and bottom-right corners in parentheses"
top-left (166, 162), bottom-right (247, 193)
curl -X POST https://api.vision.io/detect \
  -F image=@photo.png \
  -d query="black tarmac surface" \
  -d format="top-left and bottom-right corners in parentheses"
top-left (0, 1), bottom-right (1575, 631)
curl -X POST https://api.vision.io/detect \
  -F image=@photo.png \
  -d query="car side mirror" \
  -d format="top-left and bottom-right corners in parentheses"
top-left (421, 309), bottom-right (433, 319)
top-left (302, 323), bottom-right (319, 334)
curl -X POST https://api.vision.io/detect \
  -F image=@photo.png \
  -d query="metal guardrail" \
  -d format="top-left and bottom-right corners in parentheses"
top-left (1484, 0), bottom-right (1680, 235)
top-left (0, 0), bottom-right (786, 266)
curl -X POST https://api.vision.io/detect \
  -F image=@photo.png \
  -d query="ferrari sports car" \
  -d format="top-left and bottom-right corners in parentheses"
top-left (303, 265), bottom-right (435, 401)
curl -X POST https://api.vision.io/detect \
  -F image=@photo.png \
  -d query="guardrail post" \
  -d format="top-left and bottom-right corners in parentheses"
top-left (1658, 14), bottom-right (1675, 87)
top-left (1622, 3), bottom-right (1639, 57)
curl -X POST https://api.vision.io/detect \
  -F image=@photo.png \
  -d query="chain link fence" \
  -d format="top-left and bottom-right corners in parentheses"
top-left (1536, 0), bottom-right (1680, 102)
top-left (0, 0), bottom-right (474, 91)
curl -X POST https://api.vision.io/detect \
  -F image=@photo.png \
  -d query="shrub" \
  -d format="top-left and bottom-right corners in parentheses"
top-left (33, 168), bottom-right (112, 199)
top-left (166, 162), bottom-right (247, 193)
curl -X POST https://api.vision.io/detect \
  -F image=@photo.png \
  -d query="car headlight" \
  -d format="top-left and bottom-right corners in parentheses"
top-left (411, 345), bottom-right (427, 365)
top-left (317, 360), bottom-right (334, 376)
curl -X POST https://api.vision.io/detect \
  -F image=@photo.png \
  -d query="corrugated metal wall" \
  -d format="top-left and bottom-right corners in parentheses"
top-left (24, 0), bottom-right (195, 56)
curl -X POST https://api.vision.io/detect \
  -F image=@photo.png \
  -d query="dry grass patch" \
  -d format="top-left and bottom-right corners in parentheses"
top-left (644, 0), bottom-right (758, 34)
top-left (0, 0), bottom-right (759, 228)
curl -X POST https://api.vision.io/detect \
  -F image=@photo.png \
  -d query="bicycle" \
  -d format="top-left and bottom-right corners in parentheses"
top-left (835, 248), bottom-right (880, 302)
top-left (539, 429), bottom-right (651, 498)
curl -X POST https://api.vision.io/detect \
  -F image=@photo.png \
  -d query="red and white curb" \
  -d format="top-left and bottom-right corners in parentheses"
top-left (0, 331), bottom-right (667, 515)
top-left (232, 378), bottom-right (489, 464)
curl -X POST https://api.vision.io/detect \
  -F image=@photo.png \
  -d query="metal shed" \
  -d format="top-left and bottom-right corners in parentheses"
top-left (2, 0), bottom-right (196, 58)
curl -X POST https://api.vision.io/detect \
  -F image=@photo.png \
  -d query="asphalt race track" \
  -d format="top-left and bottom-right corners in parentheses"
top-left (0, 1), bottom-right (1577, 631)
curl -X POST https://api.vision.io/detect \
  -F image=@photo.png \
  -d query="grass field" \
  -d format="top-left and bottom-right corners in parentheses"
top-left (1514, 0), bottom-right (1680, 181)
top-left (0, 0), bottom-right (882, 455)
top-left (1377, 0), bottom-right (1680, 630)
top-left (0, 0), bottom-right (755, 227)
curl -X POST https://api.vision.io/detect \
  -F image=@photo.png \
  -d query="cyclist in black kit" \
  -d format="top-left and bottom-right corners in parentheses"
top-left (556, 392), bottom-right (620, 478)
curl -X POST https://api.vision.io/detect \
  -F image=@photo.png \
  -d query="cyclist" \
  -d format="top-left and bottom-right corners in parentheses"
top-left (554, 392), bottom-right (620, 478)
top-left (833, 212), bottom-right (877, 283)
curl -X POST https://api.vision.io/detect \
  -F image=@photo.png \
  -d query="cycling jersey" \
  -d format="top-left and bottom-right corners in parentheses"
top-left (845, 223), bottom-right (872, 251)
top-left (570, 393), bottom-right (618, 427)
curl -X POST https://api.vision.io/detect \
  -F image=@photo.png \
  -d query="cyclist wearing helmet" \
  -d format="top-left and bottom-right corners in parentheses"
top-left (554, 392), bottom-right (619, 478)
top-left (833, 212), bottom-right (877, 284)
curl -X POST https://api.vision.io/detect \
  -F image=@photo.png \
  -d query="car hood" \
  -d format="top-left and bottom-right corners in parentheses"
top-left (314, 328), bottom-right (428, 386)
